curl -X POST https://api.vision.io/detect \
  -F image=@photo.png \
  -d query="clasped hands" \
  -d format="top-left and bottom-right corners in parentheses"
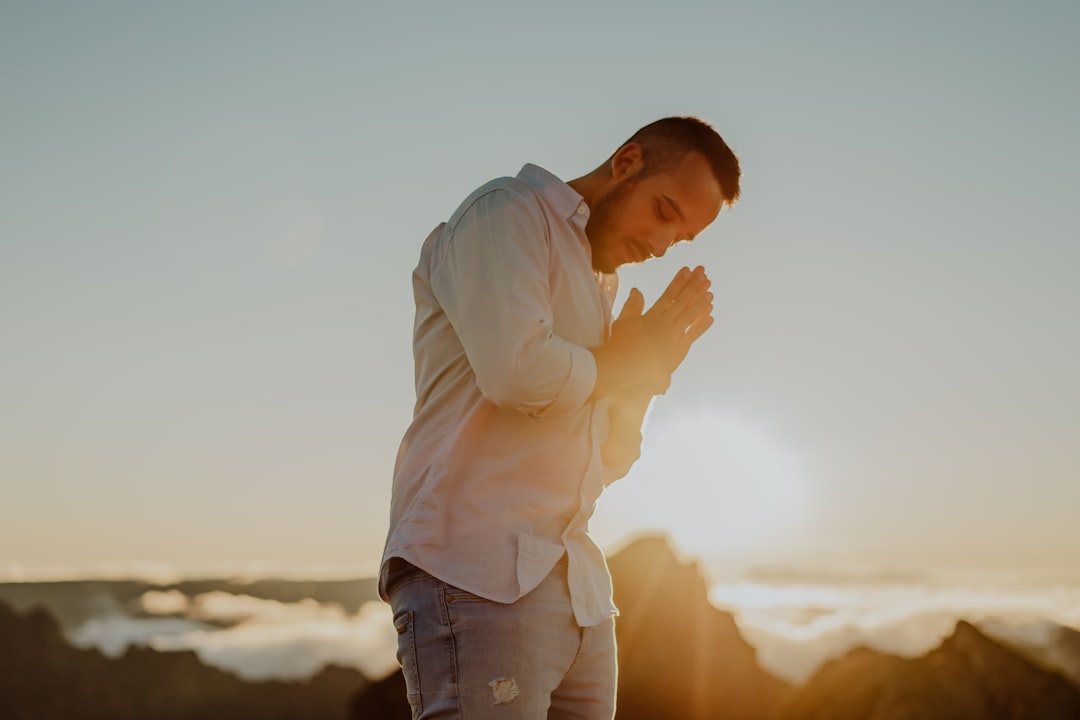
top-left (607, 265), bottom-right (714, 397)
top-left (596, 266), bottom-right (713, 481)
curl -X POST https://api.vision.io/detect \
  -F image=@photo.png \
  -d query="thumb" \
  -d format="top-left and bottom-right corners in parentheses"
top-left (617, 288), bottom-right (645, 321)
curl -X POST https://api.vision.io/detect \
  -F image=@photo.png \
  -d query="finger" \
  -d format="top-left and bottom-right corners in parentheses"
top-left (655, 271), bottom-right (709, 326)
top-left (672, 292), bottom-right (713, 331)
top-left (617, 288), bottom-right (645, 322)
top-left (684, 313), bottom-right (714, 343)
top-left (653, 267), bottom-right (694, 309)
top-left (668, 269), bottom-right (710, 311)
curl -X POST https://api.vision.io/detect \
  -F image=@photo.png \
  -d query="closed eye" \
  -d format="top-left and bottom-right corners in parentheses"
top-left (655, 199), bottom-right (669, 221)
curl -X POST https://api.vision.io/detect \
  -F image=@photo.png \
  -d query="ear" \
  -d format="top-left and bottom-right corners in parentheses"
top-left (609, 142), bottom-right (644, 180)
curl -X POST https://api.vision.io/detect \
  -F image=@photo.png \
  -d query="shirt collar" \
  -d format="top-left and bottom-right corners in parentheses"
top-left (517, 163), bottom-right (589, 226)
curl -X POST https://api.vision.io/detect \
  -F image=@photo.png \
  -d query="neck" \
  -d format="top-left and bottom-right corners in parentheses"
top-left (567, 168), bottom-right (610, 209)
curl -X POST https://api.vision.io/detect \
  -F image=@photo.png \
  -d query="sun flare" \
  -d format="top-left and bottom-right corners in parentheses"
top-left (595, 409), bottom-right (808, 560)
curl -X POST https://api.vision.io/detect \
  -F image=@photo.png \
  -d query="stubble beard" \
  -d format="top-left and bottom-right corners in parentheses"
top-left (586, 179), bottom-right (637, 274)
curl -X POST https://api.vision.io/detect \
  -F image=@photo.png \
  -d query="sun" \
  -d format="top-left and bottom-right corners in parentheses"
top-left (593, 409), bottom-right (808, 561)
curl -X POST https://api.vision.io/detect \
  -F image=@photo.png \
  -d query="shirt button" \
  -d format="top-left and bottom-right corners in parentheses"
top-left (576, 205), bottom-right (587, 215)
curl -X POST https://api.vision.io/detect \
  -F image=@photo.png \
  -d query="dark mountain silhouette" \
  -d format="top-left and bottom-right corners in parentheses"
top-left (1047, 624), bottom-right (1080, 688)
top-left (779, 620), bottom-right (1080, 720)
top-left (982, 620), bottom-right (1080, 690)
top-left (0, 601), bottom-right (366, 720)
top-left (608, 536), bottom-right (791, 720)
top-left (348, 671), bottom-right (412, 720)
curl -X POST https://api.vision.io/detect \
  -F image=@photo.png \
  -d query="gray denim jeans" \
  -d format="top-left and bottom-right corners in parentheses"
top-left (386, 558), bottom-right (617, 720)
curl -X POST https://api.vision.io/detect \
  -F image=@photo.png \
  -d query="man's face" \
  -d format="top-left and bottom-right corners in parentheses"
top-left (586, 149), bottom-right (724, 274)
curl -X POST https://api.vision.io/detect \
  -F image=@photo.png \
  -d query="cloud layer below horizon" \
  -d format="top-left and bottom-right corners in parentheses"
top-left (61, 580), bottom-right (1080, 686)
top-left (711, 580), bottom-right (1080, 683)
top-left (68, 589), bottom-right (399, 682)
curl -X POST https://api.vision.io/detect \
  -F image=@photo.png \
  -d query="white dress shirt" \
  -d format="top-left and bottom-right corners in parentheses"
top-left (379, 164), bottom-right (620, 626)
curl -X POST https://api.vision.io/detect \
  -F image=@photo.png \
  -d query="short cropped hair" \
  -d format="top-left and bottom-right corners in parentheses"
top-left (623, 117), bottom-right (741, 205)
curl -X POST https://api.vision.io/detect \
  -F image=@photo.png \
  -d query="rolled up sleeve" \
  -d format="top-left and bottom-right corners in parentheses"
top-left (429, 188), bottom-right (595, 418)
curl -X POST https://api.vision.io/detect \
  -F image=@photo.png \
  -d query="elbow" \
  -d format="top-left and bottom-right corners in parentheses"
top-left (468, 333), bottom-right (592, 418)
top-left (472, 343), bottom-right (573, 417)
top-left (475, 371), bottom-right (552, 417)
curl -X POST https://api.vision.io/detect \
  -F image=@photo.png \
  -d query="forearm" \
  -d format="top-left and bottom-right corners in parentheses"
top-left (600, 384), bottom-right (657, 483)
top-left (588, 345), bottom-right (669, 402)
top-left (609, 384), bottom-right (656, 430)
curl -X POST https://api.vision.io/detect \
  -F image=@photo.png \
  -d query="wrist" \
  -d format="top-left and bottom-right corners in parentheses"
top-left (591, 345), bottom-right (665, 399)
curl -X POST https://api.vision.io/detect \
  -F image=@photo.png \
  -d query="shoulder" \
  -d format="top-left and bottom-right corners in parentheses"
top-left (426, 175), bottom-right (553, 276)
top-left (446, 176), bottom-right (547, 235)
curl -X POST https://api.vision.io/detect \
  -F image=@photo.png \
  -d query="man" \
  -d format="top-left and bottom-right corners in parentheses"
top-left (380, 117), bottom-right (741, 719)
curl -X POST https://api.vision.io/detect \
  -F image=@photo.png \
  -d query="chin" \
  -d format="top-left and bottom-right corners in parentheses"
top-left (595, 257), bottom-right (620, 274)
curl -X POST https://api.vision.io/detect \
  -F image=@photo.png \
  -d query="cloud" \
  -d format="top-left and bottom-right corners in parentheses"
top-left (710, 580), bottom-right (1080, 684)
top-left (66, 616), bottom-right (215, 658)
top-left (139, 589), bottom-right (190, 616)
top-left (152, 599), bottom-right (398, 682)
top-left (184, 591), bottom-right (345, 625)
top-left (70, 589), bottom-right (400, 682)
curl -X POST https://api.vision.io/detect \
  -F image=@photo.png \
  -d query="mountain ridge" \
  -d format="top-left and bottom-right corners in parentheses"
top-left (779, 619), bottom-right (1080, 719)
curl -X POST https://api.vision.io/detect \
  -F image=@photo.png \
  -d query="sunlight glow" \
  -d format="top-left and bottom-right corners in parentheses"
top-left (595, 409), bottom-right (808, 559)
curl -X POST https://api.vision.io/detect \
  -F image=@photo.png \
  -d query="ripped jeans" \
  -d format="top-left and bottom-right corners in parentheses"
top-left (385, 558), bottom-right (617, 720)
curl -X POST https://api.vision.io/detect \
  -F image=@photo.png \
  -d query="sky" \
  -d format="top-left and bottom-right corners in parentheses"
top-left (2, 1), bottom-right (1078, 582)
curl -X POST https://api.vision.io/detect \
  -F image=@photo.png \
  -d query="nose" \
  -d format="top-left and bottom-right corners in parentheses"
top-left (647, 236), bottom-right (672, 259)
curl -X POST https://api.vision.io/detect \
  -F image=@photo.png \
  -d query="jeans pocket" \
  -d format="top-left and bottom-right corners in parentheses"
top-left (393, 610), bottom-right (423, 719)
